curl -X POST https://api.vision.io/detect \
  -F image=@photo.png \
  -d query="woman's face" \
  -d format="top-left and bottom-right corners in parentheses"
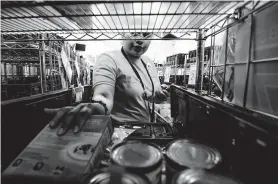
top-left (122, 32), bottom-right (152, 58)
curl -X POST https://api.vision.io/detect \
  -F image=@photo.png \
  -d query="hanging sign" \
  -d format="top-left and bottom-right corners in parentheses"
top-left (74, 86), bottom-right (84, 103)
top-left (76, 91), bottom-right (83, 102)
top-left (164, 67), bottom-right (171, 82)
top-left (188, 64), bottom-right (197, 85)
top-left (74, 55), bottom-right (80, 78)
top-left (61, 46), bottom-right (73, 83)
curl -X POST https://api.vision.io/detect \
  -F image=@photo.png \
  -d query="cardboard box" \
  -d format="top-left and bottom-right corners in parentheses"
top-left (2, 115), bottom-right (113, 184)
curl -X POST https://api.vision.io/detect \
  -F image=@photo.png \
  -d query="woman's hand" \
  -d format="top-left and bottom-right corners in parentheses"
top-left (44, 84), bottom-right (115, 136)
top-left (155, 89), bottom-right (169, 101)
top-left (142, 89), bottom-right (169, 103)
top-left (157, 84), bottom-right (170, 102)
top-left (44, 103), bottom-right (101, 136)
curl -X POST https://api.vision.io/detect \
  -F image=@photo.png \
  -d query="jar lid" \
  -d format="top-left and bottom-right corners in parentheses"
top-left (166, 139), bottom-right (221, 169)
top-left (174, 169), bottom-right (243, 184)
top-left (89, 172), bottom-right (148, 184)
top-left (111, 141), bottom-right (162, 168)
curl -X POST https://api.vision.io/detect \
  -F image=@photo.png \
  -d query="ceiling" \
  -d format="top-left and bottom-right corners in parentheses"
top-left (0, 1), bottom-right (273, 41)
top-left (1, 1), bottom-right (250, 38)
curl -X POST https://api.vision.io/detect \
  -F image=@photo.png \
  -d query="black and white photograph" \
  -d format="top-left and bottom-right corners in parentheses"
top-left (1, 1), bottom-right (278, 184)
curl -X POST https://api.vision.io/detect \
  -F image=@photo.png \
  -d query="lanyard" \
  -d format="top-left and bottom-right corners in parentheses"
top-left (121, 47), bottom-right (155, 122)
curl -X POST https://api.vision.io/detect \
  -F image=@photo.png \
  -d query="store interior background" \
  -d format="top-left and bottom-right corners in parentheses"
top-left (68, 38), bottom-right (211, 67)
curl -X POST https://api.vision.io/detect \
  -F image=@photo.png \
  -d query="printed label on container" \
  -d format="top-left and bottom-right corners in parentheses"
top-left (3, 116), bottom-right (112, 183)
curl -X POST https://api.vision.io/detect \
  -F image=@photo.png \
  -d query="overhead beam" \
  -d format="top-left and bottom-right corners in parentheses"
top-left (2, 38), bottom-right (199, 42)
top-left (1, 13), bottom-right (229, 20)
top-left (1, 31), bottom-right (198, 42)
top-left (1, 1), bottom-right (244, 8)
top-left (1, 28), bottom-right (199, 35)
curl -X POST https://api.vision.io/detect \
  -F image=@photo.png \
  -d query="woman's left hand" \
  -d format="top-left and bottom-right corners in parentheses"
top-left (142, 89), bottom-right (169, 102)
top-left (155, 89), bottom-right (169, 101)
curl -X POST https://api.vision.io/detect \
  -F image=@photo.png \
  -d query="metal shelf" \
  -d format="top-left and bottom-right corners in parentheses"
top-left (1, 0), bottom-right (250, 41)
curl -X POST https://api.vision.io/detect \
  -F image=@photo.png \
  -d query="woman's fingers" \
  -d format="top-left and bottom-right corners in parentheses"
top-left (162, 89), bottom-right (170, 97)
top-left (44, 108), bottom-right (61, 115)
top-left (57, 104), bottom-right (85, 136)
top-left (142, 90), bottom-right (169, 102)
top-left (73, 104), bottom-right (94, 134)
top-left (161, 84), bottom-right (168, 89)
top-left (45, 103), bottom-right (97, 136)
top-left (142, 91), bottom-right (154, 101)
top-left (156, 90), bottom-right (165, 99)
top-left (48, 107), bottom-right (73, 129)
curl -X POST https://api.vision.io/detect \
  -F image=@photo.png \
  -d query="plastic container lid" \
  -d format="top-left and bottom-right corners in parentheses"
top-left (174, 169), bottom-right (243, 184)
top-left (111, 141), bottom-right (162, 168)
top-left (166, 139), bottom-right (221, 169)
top-left (89, 172), bottom-right (149, 184)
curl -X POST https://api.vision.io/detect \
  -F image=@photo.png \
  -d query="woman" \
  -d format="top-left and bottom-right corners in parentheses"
top-left (47, 32), bottom-right (168, 136)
